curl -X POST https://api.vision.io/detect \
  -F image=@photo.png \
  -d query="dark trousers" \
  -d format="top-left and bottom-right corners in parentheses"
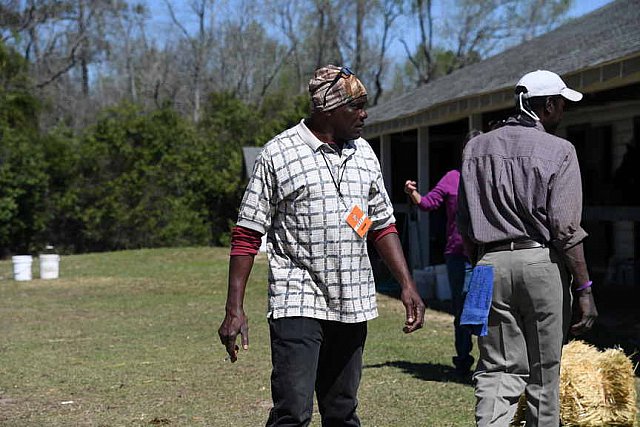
top-left (266, 317), bottom-right (367, 427)
top-left (445, 254), bottom-right (474, 372)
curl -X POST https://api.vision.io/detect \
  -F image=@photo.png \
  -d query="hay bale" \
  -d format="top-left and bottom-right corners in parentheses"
top-left (559, 341), bottom-right (607, 426)
top-left (599, 348), bottom-right (637, 426)
top-left (510, 340), bottom-right (637, 427)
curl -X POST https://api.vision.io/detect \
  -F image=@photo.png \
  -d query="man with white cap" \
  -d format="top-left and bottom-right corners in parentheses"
top-left (457, 70), bottom-right (598, 426)
top-left (218, 64), bottom-right (425, 426)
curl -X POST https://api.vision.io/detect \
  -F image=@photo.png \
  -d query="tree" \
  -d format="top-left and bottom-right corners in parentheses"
top-left (102, 1), bottom-right (148, 104)
top-left (394, 0), bottom-right (572, 92)
top-left (402, 0), bottom-right (434, 85)
top-left (0, 0), bottom-right (138, 129)
top-left (266, 0), bottom-right (307, 93)
top-left (164, 0), bottom-right (218, 122)
top-left (0, 41), bottom-right (48, 254)
top-left (69, 104), bottom-right (211, 251)
top-left (0, 0), bottom-right (583, 254)
top-left (442, 0), bottom-right (571, 70)
top-left (370, 0), bottom-right (404, 105)
top-left (216, 17), bottom-right (292, 104)
top-left (37, 127), bottom-right (83, 251)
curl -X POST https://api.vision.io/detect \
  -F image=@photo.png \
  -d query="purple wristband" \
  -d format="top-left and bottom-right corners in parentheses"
top-left (575, 280), bottom-right (592, 291)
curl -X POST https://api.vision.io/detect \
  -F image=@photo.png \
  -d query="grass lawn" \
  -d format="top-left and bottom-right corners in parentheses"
top-left (0, 247), bottom-right (637, 426)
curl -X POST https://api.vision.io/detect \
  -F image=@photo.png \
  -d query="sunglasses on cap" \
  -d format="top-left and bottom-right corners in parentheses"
top-left (323, 66), bottom-right (354, 108)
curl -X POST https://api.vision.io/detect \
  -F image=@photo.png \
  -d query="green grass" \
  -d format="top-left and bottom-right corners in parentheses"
top-left (0, 247), bottom-right (637, 426)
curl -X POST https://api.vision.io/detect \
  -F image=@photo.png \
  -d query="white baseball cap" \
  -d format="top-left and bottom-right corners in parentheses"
top-left (516, 70), bottom-right (583, 102)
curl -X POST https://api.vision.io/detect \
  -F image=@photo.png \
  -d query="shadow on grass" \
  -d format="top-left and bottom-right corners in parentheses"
top-left (364, 360), bottom-right (473, 386)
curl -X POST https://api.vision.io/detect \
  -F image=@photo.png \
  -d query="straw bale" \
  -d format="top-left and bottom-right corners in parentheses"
top-left (509, 340), bottom-right (637, 427)
top-left (560, 341), bottom-right (607, 426)
top-left (598, 348), bottom-right (637, 426)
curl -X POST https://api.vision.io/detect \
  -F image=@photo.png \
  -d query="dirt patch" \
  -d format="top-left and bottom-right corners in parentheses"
top-left (0, 397), bottom-right (19, 405)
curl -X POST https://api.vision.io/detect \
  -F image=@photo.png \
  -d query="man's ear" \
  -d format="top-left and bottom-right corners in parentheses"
top-left (545, 96), bottom-right (555, 113)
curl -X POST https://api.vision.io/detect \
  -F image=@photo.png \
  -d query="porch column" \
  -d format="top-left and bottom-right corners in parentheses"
top-left (468, 113), bottom-right (483, 133)
top-left (611, 118), bottom-right (636, 261)
top-left (417, 125), bottom-right (430, 267)
top-left (380, 133), bottom-right (393, 196)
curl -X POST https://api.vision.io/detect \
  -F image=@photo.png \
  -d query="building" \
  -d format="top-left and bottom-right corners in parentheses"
top-left (364, 0), bottom-right (640, 295)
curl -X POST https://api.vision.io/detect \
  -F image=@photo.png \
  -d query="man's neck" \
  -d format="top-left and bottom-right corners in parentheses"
top-left (327, 141), bottom-right (344, 155)
top-left (304, 117), bottom-right (346, 150)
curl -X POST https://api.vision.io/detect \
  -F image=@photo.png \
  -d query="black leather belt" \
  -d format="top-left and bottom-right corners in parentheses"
top-left (481, 239), bottom-right (545, 253)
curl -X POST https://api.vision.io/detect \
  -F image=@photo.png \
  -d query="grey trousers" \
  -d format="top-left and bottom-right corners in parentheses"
top-left (473, 247), bottom-right (571, 427)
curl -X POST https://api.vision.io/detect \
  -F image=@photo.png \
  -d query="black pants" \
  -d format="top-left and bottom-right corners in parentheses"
top-left (266, 317), bottom-right (367, 427)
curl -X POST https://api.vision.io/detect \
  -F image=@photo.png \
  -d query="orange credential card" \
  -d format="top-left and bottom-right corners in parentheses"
top-left (345, 204), bottom-right (372, 238)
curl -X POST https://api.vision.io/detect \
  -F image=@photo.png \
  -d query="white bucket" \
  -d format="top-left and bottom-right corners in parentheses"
top-left (39, 254), bottom-right (60, 280)
top-left (12, 255), bottom-right (33, 281)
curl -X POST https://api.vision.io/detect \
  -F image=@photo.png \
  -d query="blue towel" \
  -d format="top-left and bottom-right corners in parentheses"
top-left (460, 265), bottom-right (494, 336)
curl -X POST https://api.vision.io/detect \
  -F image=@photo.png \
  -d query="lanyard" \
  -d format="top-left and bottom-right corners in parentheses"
top-left (320, 149), bottom-right (348, 204)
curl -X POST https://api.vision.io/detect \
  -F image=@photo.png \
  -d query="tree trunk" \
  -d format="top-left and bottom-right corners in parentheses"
top-left (78, 0), bottom-right (90, 97)
top-left (355, 0), bottom-right (365, 73)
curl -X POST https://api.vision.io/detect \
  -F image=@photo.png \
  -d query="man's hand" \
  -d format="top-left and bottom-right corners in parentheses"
top-left (218, 309), bottom-right (249, 362)
top-left (371, 232), bottom-right (425, 333)
top-left (220, 255), bottom-right (254, 362)
top-left (570, 288), bottom-right (597, 335)
top-left (400, 286), bottom-right (425, 333)
top-left (562, 243), bottom-right (596, 336)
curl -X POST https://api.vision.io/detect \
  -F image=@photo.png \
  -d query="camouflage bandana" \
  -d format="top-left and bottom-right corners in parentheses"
top-left (309, 65), bottom-right (367, 112)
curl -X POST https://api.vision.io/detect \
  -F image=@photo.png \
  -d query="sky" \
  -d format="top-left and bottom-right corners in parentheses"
top-left (566, 0), bottom-right (613, 17)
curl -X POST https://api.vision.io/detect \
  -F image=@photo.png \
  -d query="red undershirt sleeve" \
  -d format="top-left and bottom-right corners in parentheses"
top-left (230, 225), bottom-right (263, 256)
top-left (368, 224), bottom-right (398, 242)
top-left (231, 223), bottom-right (396, 254)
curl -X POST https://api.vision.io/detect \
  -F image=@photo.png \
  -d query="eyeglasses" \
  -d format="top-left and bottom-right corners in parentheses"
top-left (323, 66), bottom-right (354, 108)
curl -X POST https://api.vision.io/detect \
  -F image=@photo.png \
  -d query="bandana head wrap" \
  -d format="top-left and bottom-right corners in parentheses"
top-left (309, 65), bottom-right (367, 112)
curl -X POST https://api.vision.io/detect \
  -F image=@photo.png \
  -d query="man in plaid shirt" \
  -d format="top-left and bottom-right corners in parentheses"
top-left (218, 65), bottom-right (425, 426)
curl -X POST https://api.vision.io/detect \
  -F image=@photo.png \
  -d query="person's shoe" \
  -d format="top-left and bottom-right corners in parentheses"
top-left (452, 355), bottom-right (474, 383)
top-left (453, 355), bottom-right (475, 373)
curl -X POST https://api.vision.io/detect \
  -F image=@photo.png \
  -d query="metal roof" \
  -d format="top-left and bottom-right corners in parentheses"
top-left (241, 146), bottom-right (262, 180)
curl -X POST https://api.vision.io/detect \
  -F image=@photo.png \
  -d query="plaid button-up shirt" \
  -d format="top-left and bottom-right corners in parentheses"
top-left (237, 120), bottom-right (395, 323)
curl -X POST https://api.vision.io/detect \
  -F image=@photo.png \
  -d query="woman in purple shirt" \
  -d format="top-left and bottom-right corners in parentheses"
top-left (404, 129), bottom-right (481, 376)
